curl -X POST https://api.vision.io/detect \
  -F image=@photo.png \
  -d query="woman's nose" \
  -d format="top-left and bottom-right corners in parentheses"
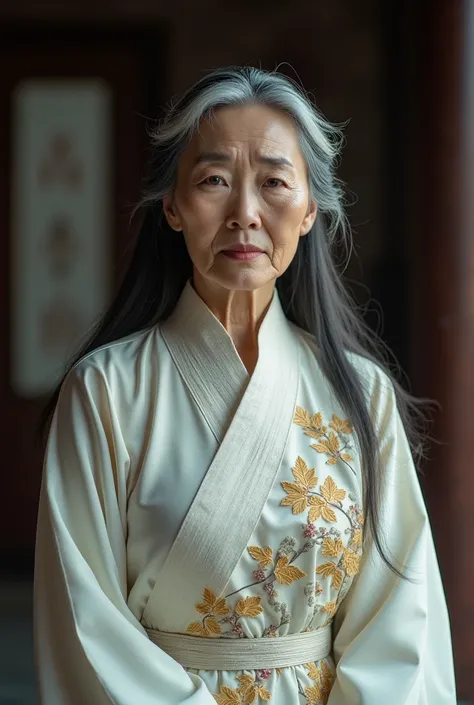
top-left (225, 189), bottom-right (262, 231)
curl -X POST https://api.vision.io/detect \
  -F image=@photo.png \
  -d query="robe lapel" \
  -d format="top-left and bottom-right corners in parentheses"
top-left (142, 282), bottom-right (300, 630)
top-left (158, 282), bottom-right (249, 443)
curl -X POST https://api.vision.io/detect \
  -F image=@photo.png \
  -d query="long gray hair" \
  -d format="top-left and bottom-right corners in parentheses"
top-left (41, 66), bottom-right (425, 578)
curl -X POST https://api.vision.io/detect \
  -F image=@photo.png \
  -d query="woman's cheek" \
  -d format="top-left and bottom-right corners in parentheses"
top-left (269, 243), bottom-right (287, 271)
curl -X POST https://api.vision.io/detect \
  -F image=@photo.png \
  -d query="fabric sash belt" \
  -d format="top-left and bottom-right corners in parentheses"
top-left (145, 626), bottom-right (332, 670)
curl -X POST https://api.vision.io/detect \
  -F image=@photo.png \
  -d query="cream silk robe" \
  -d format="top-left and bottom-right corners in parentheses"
top-left (34, 282), bottom-right (456, 705)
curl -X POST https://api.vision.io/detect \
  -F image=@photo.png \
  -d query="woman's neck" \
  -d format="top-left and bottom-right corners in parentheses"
top-left (191, 273), bottom-right (275, 374)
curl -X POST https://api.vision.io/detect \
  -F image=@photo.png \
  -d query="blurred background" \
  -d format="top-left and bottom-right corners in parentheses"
top-left (0, 0), bottom-right (473, 703)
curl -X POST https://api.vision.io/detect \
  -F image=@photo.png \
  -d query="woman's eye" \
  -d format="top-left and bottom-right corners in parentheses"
top-left (264, 178), bottom-right (284, 188)
top-left (202, 175), bottom-right (225, 186)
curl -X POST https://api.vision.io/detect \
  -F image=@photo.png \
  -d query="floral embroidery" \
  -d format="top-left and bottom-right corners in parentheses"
top-left (190, 406), bottom-right (361, 705)
top-left (186, 537), bottom-right (308, 634)
top-left (282, 407), bottom-right (364, 636)
top-left (293, 408), bottom-right (354, 469)
top-left (281, 457), bottom-right (348, 524)
top-left (297, 660), bottom-right (335, 705)
top-left (273, 555), bottom-right (306, 585)
top-left (236, 674), bottom-right (271, 702)
top-left (246, 536), bottom-right (307, 618)
top-left (235, 596), bottom-right (265, 617)
top-left (315, 561), bottom-right (344, 591)
top-left (187, 589), bottom-right (264, 637)
top-left (213, 673), bottom-right (272, 704)
top-left (248, 546), bottom-right (274, 569)
top-left (187, 588), bottom-right (231, 636)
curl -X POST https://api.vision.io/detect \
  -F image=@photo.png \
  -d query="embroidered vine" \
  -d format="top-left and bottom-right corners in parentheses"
top-left (282, 408), bottom-right (364, 629)
top-left (293, 408), bottom-right (355, 472)
top-left (187, 534), bottom-right (308, 638)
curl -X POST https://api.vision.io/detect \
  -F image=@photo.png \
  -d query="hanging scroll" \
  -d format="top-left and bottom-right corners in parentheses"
top-left (10, 79), bottom-right (112, 396)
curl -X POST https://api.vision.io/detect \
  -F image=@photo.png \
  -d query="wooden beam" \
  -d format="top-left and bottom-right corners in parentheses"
top-left (413, 0), bottom-right (474, 698)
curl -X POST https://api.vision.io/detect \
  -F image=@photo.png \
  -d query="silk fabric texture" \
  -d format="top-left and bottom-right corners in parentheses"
top-left (34, 282), bottom-right (456, 704)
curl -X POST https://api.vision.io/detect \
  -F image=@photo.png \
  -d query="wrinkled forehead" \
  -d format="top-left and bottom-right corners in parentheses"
top-left (182, 104), bottom-right (306, 169)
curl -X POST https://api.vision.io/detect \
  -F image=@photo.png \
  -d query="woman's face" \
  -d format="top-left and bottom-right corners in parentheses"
top-left (163, 104), bottom-right (317, 293)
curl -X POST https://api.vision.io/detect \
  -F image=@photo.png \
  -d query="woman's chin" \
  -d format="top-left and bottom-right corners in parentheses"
top-left (210, 267), bottom-right (276, 292)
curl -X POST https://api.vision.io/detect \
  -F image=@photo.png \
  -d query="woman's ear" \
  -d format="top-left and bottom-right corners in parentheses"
top-left (162, 195), bottom-right (183, 232)
top-left (300, 200), bottom-right (317, 237)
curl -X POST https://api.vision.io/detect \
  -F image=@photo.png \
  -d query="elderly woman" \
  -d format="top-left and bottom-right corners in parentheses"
top-left (34, 67), bottom-right (455, 704)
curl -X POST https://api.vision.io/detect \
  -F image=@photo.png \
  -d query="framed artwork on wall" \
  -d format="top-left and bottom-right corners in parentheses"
top-left (11, 79), bottom-right (112, 396)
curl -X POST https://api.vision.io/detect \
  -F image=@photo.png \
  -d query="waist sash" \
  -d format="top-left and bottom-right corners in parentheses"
top-left (145, 626), bottom-right (332, 671)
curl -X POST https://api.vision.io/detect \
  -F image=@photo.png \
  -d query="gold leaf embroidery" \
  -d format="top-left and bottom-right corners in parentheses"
top-left (186, 617), bottom-right (222, 636)
top-left (311, 442), bottom-right (331, 456)
top-left (311, 412), bottom-right (324, 429)
top-left (195, 588), bottom-right (215, 615)
top-left (305, 662), bottom-right (320, 681)
top-left (242, 691), bottom-right (256, 705)
top-left (214, 685), bottom-right (242, 705)
top-left (351, 528), bottom-right (363, 547)
top-left (312, 430), bottom-right (354, 467)
top-left (316, 562), bottom-right (344, 590)
top-left (211, 600), bottom-right (231, 616)
top-left (274, 555), bottom-right (306, 585)
top-left (329, 414), bottom-right (353, 435)
top-left (236, 676), bottom-right (272, 704)
top-left (195, 587), bottom-right (231, 617)
top-left (323, 601), bottom-right (337, 618)
top-left (342, 548), bottom-right (361, 577)
top-left (296, 408), bottom-right (327, 440)
top-left (248, 545), bottom-right (273, 569)
top-left (315, 562), bottom-right (337, 579)
top-left (256, 687), bottom-right (271, 701)
top-left (320, 476), bottom-right (346, 504)
top-left (294, 407), bottom-right (326, 439)
top-left (320, 661), bottom-right (336, 698)
top-left (235, 596), bottom-right (264, 618)
top-left (312, 431), bottom-right (340, 456)
top-left (304, 683), bottom-right (323, 705)
top-left (304, 661), bottom-right (334, 704)
top-left (332, 568), bottom-right (344, 591)
top-left (187, 621), bottom-right (204, 635)
top-left (204, 617), bottom-right (222, 636)
top-left (321, 537), bottom-right (344, 557)
top-left (280, 482), bottom-right (308, 514)
top-left (292, 456), bottom-right (318, 490)
top-left (236, 675), bottom-right (254, 688)
top-left (236, 675), bottom-right (256, 704)
top-left (308, 496), bottom-right (337, 523)
top-left (294, 406), bottom-right (311, 428)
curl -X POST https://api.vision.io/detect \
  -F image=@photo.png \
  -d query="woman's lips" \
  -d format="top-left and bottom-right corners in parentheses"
top-left (221, 245), bottom-right (265, 261)
top-left (222, 250), bottom-right (264, 260)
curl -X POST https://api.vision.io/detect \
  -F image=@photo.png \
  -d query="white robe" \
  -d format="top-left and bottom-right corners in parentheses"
top-left (34, 282), bottom-right (456, 704)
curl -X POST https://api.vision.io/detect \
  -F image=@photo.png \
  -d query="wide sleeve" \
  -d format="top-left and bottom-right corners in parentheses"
top-left (34, 362), bottom-right (217, 705)
top-left (327, 369), bottom-right (456, 704)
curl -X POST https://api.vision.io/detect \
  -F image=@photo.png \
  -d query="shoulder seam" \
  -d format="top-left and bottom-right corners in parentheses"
top-left (70, 327), bottom-right (154, 373)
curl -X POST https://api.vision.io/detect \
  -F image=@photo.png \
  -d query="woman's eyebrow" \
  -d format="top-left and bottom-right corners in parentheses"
top-left (194, 151), bottom-right (294, 168)
top-left (257, 155), bottom-right (295, 168)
